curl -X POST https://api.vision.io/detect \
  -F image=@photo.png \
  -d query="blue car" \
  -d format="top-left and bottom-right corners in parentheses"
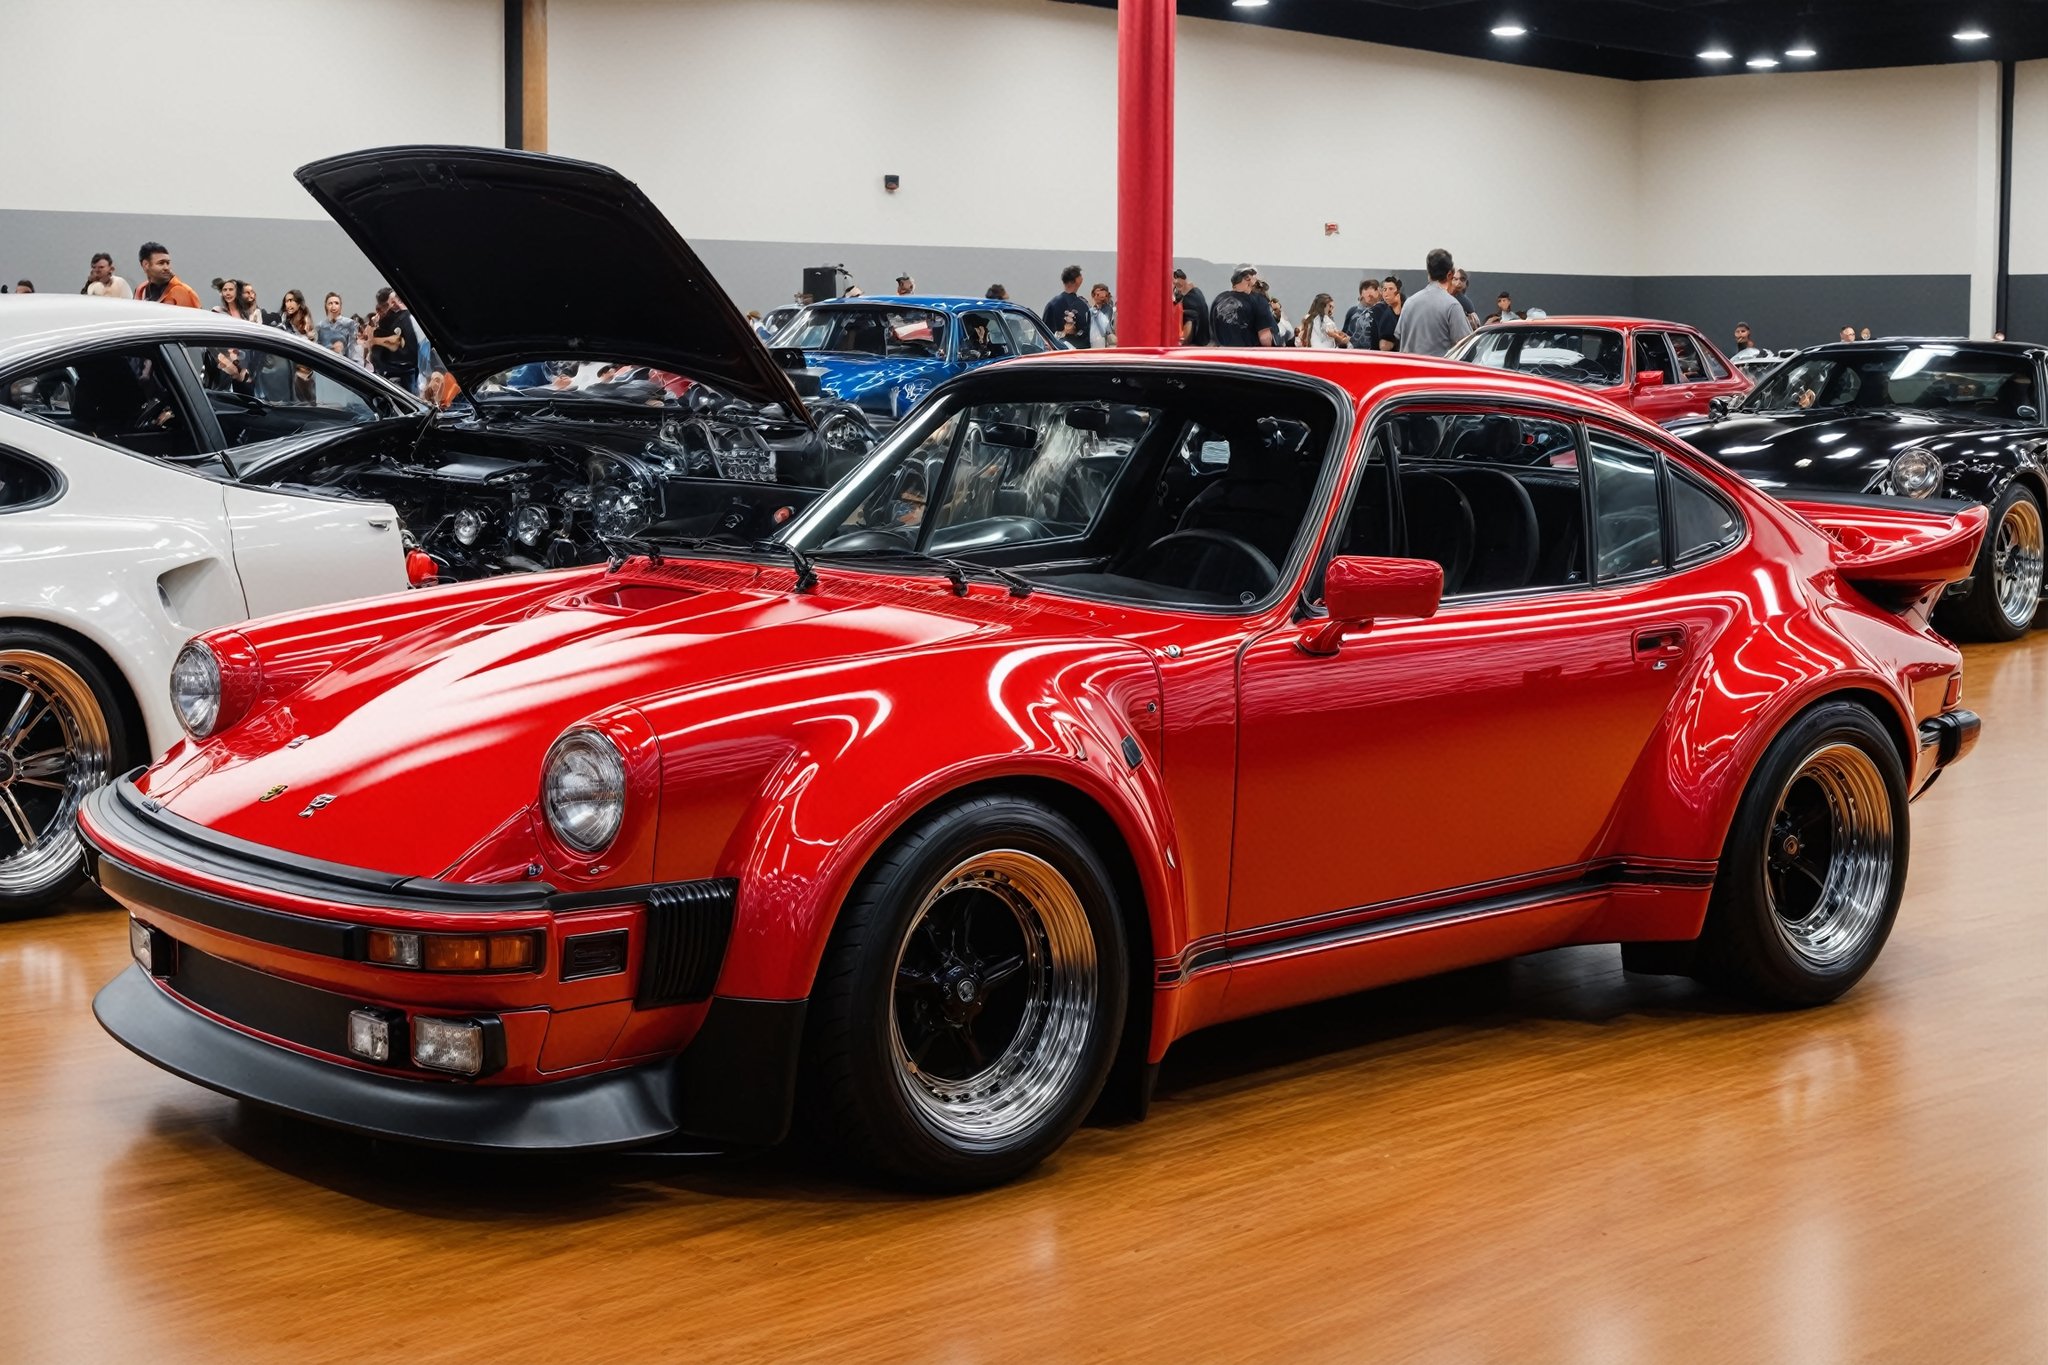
top-left (774, 296), bottom-right (1064, 421)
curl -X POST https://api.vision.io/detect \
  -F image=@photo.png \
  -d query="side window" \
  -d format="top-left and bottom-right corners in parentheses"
top-left (1695, 334), bottom-right (1731, 380)
top-left (182, 343), bottom-right (381, 448)
top-left (1002, 313), bottom-right (1053, 356)
top-left (1459, 330), bottom-right (1515, 369)
top-left (1588, 430), bottom-right (1665, 580)
top-left (1355, 409), bottom-right (1585, 597)
top-left (1666, 331), bottom-right (1709, 383)
top-left (958, 312), bottom-right (1014, 361)
top-left (924, 401), bottom-right (1158, 549)
top-left (1670, 468), bottom-right (1742, 563)
top-left (1633, 332), bottom-right (1673, 382)
top-left (0, 446), bottom-right (62, 510)
top-left (0, 347), bottom-right (199, 460)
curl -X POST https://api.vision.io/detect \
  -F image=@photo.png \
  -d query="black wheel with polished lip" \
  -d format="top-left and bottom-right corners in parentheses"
top-left (1938, 482), bottom-right (2046, 642)
top-left (1695, 701), bottom-right (1909, 1006)
top-left (803, 794), bottom-right (1128, 1190)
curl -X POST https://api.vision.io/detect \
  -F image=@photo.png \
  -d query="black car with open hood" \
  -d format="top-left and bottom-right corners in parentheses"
top-left (1672, 339), bottom-right (2048, 640)
top-left (209, 145), bottom-right (881, 581)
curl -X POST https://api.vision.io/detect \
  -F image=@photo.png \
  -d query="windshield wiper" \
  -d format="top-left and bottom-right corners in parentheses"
top-left (749, 538), bottom-right (819, 592)
top-left (811, 546), bottom-right (1033, 598)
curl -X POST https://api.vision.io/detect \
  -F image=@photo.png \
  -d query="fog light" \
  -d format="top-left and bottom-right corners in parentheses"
top-left (346, 1007), bottom-right (404, 1064)
top-left (366, 930), bottom-right (422, 968)
top-left (129, 918), bottom-right (175, 976)
top-left (413, 1016), bottom-right (487, 1075)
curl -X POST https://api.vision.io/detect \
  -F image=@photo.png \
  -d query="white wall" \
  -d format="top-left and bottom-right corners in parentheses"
top-left (0, 0), bottom-right (502, 221)
top-left (2010, 59), bottom-right (2048, 276)
top-left (549, 0), bottom-right (1639, 277)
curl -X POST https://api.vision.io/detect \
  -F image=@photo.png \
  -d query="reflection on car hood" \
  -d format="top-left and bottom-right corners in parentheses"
top-left (803, 352), bottom-right (946, 402)
top-left (295, 145), bottom-right (809, 419)
top-left (1670, 408), bottom-right (2016, 489)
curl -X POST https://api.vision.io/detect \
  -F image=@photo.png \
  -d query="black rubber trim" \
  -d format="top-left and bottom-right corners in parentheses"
top-left (1779, 488), bottom-right (1978, 516)
top-left (1919, 708), bottom-right (1982, 768)
top-left (94, 964), bottom-right (681, 1152)
top-left (85, 779), bottom-right (557, 912)
top-left (673, 996), bottom-right (806, 1145)
top-left (637, 879), bottom-right (737, 1007)
top-left (98, 855), bottom-right (358, 957)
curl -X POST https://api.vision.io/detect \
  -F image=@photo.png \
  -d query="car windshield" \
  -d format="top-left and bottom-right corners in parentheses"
top-left (775, 367), bottom-right (1342, 609)
top-left (1743, 346), bottom-right (2039, 418)
top-left (775, 307), bottom-right (949, 359)
top-left (1451, 326), bottom-right (1625, 388)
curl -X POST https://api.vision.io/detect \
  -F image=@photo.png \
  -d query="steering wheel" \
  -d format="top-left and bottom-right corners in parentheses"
top-left (1124, 529), bottom-right (1280, 598)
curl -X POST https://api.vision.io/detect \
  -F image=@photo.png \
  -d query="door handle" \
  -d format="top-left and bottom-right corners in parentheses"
top-left (1634, 625), bottom-right (1687, 664)
top-left (367, 517), bottom-right (394, 530)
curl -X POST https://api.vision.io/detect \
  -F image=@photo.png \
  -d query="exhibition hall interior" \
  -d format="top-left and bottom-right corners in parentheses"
top-left (8, 0), bottom-right (2048, 1358)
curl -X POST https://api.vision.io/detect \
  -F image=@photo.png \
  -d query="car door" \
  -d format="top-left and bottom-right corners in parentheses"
top-left (1660, 330), bottom-right (1724, 419)
top-left (1629, 330), bottom-right (1689, 423)
top-left (169, 341), bottom-right (411, 616)
top-left (1687, 328), bottom-right (1754, 408)
top-left (1225, 405), bottom-right (1703, 1008)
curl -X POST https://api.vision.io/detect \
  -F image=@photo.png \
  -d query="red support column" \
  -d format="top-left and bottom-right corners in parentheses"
top-left (1116, 0), bottom-right (1175, 347)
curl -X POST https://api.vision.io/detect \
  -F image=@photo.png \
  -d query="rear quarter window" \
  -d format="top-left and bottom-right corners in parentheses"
top-left (0, 445), bottom-right (62, 511)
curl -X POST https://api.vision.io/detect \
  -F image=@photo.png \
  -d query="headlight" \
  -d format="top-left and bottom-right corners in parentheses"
top-left (592, 483), bottom-right (649, 540)
top-left (169, 641), bottom-right (221, 737)
top-left (541, 728), bottom-right (626, 854)
top-left (452, 507), bottom-right (488, 545)
top-left (512, 503), bottom-right (550, 547)
top-left (1890, 447), bottom-right (1943, 498)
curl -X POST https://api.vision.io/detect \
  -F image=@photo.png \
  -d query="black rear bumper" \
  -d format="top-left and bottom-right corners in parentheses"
top-left (1919, 708), bottom-right (1981, 770)
top-left (95, 964), bottom-right (683, 1152)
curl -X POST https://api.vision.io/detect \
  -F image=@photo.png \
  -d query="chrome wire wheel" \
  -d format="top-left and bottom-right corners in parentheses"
top-left (1991, 493), bottom-right (2045, 629)
top-left (0, 650), bottom-right (112, 900)
top-left (888, 849), bottom-right (1099, 1146)
top-left (1763, 742), bottom-right (1897, 969)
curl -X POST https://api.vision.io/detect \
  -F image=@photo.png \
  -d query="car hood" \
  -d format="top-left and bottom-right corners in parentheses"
top-left (1669, 408), bottom-right (2011, 490)
top-left (143, 564), bottom-right (1101, 876)
top-left (295, 145), bottom-right (809, 419)
top-left (803, 353), bottom-right (941, 401)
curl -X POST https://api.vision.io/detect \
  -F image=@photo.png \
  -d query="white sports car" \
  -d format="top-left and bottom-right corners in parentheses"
top-left (0, 297), bottom-right (412, 913)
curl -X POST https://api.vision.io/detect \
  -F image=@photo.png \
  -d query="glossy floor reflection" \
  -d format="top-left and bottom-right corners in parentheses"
top-left (4, 637), bottom-right (2045, 1363)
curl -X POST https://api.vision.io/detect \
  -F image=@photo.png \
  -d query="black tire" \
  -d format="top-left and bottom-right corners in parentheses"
top-left (1938, 482), bottom-right (2044, 642)
top-left (0, 624), bottom-right (138, 919)
top-left (1695, 701), bottom-right (1909, 1006)
top-left (803, 794), bottom-right (1128, 1191)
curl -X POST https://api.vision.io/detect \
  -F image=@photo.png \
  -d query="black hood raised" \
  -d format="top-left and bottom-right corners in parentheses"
top-left (1669, 407), bottom-right (2020, 492)
top-left (296, 145), bottom-right (807, 418)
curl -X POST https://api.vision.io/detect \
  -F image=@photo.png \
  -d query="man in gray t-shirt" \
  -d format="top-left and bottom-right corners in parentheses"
top-left (1395, 248), bottom-right (1471, 358)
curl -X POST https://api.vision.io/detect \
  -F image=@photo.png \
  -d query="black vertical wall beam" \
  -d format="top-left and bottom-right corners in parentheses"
top-left (1997, 59), bottom-right (2015, 337)
top-left (504, 0), bottom-right (524, 150)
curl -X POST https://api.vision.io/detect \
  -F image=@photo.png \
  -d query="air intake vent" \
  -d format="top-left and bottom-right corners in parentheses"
top-left (636, 879), bottom-right (737, 1008)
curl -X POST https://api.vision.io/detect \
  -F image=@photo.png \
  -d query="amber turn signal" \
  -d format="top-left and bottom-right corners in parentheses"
top-left (364, 929), bottom-right (538, 973)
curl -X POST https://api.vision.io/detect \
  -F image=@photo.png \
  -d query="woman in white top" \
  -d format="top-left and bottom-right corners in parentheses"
top-left (1300, 293), bottom-right (1350, 348)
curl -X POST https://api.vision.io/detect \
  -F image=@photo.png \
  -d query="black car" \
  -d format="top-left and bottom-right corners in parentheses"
top-left (1670, 339), bottom-right (2048, 639)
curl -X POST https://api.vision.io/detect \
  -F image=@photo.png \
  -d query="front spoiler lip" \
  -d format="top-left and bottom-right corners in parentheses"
top-left (94, 964), bottom-right (681, 1152)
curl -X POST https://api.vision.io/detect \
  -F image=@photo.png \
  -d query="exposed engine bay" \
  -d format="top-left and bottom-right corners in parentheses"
top-left (262, 390), bottom-right (871, 580)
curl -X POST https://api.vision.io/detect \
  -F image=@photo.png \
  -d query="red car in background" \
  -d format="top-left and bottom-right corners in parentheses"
top-left (1450, 315), bottom-right (1752, 423)
top-left (87, 272), bottom-right (1983, 1190)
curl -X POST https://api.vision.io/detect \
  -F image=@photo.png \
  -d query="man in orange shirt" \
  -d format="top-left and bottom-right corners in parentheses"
top-left (134, 242), bottom-right (201, 308)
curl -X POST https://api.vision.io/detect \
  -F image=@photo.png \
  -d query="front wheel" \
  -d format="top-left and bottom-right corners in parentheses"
top-left (804, 795), bottom-right (1128, 1190)
top-left (1941, 482), bottom-right (2044, 641)
top-left (1695, 701), bottom-right (1909, 1006)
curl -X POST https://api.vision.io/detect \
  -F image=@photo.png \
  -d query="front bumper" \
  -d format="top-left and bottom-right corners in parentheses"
top-left (96, 964), bottom-right (681, 1151)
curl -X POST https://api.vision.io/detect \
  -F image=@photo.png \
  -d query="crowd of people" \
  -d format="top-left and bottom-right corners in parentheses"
top-left (9, 241), bottom-right (455, 403)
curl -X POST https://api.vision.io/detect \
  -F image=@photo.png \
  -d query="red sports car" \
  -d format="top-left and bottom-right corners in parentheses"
top-left (88, 338), bottom-right (1984, 1189)
top-left (1449, 315), bottom-right (1752, 422)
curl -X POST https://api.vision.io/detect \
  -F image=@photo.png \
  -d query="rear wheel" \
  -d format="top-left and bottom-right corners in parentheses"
top-left (1696, 702), bottom-right (1909, 1005)
top-left (0, 627), bottom-right (135, 918)
top-left (803, 795), bottom-right (1128, 1190)
top-left (1941, 483), bottom-right (2044, 641)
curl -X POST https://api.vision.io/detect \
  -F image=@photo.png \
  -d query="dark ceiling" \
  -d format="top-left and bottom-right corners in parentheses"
top-left (1056, 0), bottom-right (2048, 81)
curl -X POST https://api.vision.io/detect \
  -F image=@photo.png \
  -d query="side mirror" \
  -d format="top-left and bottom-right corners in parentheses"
top-left (1299, 556), bottom-right (1442, 655)
top-left (1635, 369), bottom-right (1667, 390)
top-left (1707, 395), bottom-right (1733, 418)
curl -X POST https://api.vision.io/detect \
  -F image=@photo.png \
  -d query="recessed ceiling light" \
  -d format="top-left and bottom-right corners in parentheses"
top-left (1746, 56), bottom-right (1780, 68)
top-left (1785, 45), bottom-right (1817, 58)
top-left (1698, 48), bottom-right (1733, 61)
top-left (1954, 28), bottom-right (1990, 41)
top-left (1230, 0), bottom-right (1269, 8)
top-left (1491, 23), bottom-right (1528, 38)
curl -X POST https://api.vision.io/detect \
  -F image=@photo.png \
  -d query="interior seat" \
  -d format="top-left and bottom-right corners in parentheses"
top-left (1174, 430), bottom-right (1314, 567)
top-left (1439, 466), bottom-right (1539, 593)
top-left (1398, 471), bottom-right (1474, 595)
top-left (68, 359), bottom-right (145, 441)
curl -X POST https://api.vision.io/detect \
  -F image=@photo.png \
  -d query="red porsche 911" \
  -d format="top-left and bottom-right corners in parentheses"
top-left (87, 335), bottom-right (1984, 1189)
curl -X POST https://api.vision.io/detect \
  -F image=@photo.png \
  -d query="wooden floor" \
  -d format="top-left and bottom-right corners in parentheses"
top-left (4, 638), bottom-right (2045, 1364)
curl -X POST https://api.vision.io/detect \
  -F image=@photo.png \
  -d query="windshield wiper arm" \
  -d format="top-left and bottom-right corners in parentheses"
top-left (810, 546), bottom-right (1033, 598)
top-left (750, 538), bottom-right (819, 592)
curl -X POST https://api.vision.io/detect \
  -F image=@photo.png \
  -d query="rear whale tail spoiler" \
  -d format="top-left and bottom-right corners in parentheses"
top-left (1782, 493), bottom-right (1990, 608)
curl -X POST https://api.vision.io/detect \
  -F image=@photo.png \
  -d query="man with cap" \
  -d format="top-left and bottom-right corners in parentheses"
top-left (1210, 266), bottom-right (1276, 347)
top-left (895, 273), bottom-right (915, 295)
top-left (1173, 268), bottom-right (1211, 345)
